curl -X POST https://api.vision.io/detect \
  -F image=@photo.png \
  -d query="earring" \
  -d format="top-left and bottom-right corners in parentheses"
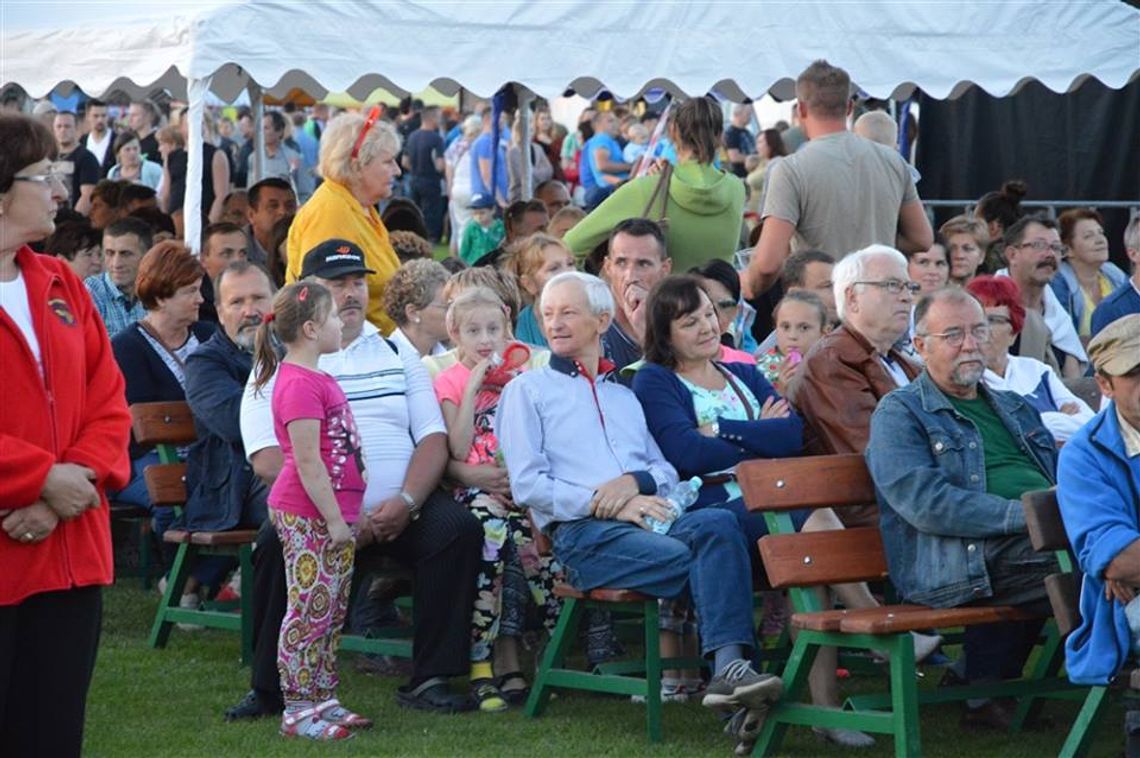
top-left (413, 317), bottom-right (422, 324)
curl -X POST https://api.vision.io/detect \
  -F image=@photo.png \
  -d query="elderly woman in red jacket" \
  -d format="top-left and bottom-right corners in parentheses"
top-left (0, 113), bottom-right (132, 757)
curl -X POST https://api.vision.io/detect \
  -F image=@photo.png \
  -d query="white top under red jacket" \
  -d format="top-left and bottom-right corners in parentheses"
top-left (0, 246), bottom-right (131, 605)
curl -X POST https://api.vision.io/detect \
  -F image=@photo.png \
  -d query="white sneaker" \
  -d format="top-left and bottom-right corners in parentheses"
top-left (176, 592), bottom-right (205, 631)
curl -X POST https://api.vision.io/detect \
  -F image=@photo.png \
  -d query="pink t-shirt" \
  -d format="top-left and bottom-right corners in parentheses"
top-left (719, 344), bottom-right (757, 365)
top-left (433, 361), bottom-right (500, 466)
top-left (268, 362), bottom-right (366, 524)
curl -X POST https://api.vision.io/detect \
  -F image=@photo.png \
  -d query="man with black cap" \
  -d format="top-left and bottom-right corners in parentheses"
top-left (228, 239), bottom-right (483, 721)
top-left (1057, 315), bottom-right (1140, 704)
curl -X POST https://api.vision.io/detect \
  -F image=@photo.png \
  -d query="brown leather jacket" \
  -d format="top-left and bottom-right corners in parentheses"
top-left (788, 323), bottom-right (920, 526)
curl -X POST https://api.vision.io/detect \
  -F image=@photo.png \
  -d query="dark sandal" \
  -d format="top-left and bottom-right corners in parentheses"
top-left (495, 671), bottom-right (531, 706)
top-left (396, 677), bottom-right (473, 713)
top-left (470, 678), bottom-right (508, 713)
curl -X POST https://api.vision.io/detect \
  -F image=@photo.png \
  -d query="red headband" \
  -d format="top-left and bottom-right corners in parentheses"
top-left (262, 312), bottom-right (276, 324)
top-left (351, 106), bottom-right (381, 161)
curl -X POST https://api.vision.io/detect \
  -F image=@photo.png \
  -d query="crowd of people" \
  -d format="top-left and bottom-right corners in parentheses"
top-left (3, 56), bottom-right (1140, 756)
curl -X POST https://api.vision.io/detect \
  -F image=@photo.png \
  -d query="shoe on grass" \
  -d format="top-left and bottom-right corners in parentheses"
top-left (702, 660), bottom-right (783, 713)
top-left (814, 726), bottom-right (876, 748)
top-left (470, 678), bottom-right (508, 713)
top-left (175, 592), bottom-right (205, 631)
top-left (223, 689), bottom-right (283, 722)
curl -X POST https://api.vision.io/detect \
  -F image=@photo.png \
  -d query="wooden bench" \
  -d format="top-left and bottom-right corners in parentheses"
top-left (523, 516), bottom-right (700, 743)
top-left (1022, 488), bottom-right (1139, 757)
top-left (131, 401), bottom-right (255, 665)
top-left (738, 454), bottom-right (1076, 758)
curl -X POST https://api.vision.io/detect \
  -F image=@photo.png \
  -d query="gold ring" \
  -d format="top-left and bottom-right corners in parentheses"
top-left (23, 532), bottom-right (35, 542)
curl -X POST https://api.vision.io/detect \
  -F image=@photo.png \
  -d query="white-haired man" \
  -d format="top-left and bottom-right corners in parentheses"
top-left (496, 271), bottom-right (783, 737)
top-left (789, 245), bottom-right (922, 527)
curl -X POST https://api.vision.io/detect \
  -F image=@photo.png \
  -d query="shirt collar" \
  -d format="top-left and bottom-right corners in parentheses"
top-left (102, 272), bottom-right (136, 305)
top-left (549, 352), bottom-right (616, 380)
top-left (1116, 406), bottom-right (1140, 458)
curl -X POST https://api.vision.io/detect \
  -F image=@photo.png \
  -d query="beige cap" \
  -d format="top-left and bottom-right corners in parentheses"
top-left (1087, 313), bottom-right (1140, 376)
top-left (32, 100), bottom-right (56, 116)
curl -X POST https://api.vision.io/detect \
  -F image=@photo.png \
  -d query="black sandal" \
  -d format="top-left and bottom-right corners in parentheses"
top-left (495, 671), bottom-right (531, 706)
top-left (396, 677), bottom-right (473, 713)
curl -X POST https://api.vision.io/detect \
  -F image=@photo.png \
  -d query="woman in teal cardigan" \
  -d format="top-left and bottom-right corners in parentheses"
top-left (563, 97), bottom-right (746, 274)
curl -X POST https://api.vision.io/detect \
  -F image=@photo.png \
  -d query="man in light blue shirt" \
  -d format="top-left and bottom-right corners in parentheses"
top-left (582, 111), bottom-right (630, 210)
top-left (496, 271), bottom-right (783, 737)
top-left (84, 216), bottom-right (149, 337)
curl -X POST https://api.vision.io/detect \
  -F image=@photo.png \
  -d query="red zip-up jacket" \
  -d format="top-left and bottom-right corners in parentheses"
top-left (0, 246), bottom-right (131, 605)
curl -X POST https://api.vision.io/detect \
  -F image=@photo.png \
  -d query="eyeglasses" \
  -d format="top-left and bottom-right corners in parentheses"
top-left (12, 171), bottom-right (65, 187)
top-left (986, 314), bottom-right (1011, 327)
top-left (854, 279), bottom-right (921, 295)
top-left (1016, 240), bottom-right (1065, 255)
top-left (919, 324), bottom-right (992, 347)
top-left (350, 105), bottom-right (382, 161)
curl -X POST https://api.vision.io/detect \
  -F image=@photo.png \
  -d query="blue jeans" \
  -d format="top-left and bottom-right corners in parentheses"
top-left (699, 497), bottom-right (808, 566)
top-left (552, 509), bottom-right (755, 656)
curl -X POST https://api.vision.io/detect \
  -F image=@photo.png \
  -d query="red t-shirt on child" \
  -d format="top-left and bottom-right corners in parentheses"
top-left (268, 362), bottom-right (366, 523)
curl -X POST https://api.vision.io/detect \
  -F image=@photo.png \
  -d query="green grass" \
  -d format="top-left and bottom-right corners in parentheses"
top-left (85, 581), bottom-right (1127, 757)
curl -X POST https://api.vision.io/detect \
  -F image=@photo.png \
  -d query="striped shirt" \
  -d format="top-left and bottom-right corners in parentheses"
top-left (239, 322), bottom-right (446, 510)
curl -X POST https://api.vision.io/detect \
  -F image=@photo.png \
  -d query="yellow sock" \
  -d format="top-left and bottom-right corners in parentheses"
top-left (471, 662), bottom-right (493, 681)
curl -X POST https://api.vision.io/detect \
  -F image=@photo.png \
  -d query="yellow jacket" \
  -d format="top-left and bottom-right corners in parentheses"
top-left (286, 179), bottom-right (399, 334)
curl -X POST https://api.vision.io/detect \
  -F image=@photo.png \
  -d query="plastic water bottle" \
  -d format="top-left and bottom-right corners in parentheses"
top-left (644, 476), bottom-right (703, 535)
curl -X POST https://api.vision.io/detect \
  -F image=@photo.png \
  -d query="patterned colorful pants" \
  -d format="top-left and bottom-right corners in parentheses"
top-left (271, 509), bottom-right (355, 704)
top-left (464, 492), bottom-right (561, 662)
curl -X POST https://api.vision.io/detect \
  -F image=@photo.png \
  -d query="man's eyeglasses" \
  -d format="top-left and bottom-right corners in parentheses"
top-left (351, 106), bottom-right (382, 161)
top-left (1016, 240), bottom-right (1065, 255)
top-left (920, 325), bottom-right (992, 348)
top-left (12, 170), bottom-right (65, 187)
top-left (855, 279), bottom-right (921, 295)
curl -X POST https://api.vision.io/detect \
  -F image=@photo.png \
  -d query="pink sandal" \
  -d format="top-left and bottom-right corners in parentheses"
top-left (280, 705), bottom-right (354, 741)
top-left (316, 698), bottom-right (373, 730)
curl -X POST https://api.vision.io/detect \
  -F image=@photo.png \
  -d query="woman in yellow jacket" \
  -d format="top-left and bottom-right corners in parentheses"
top-left (287, 109), bottom-right (402, 334)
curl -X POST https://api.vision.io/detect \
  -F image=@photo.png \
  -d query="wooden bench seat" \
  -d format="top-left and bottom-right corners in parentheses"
top-left (552, 583), bottom-right (652, 603)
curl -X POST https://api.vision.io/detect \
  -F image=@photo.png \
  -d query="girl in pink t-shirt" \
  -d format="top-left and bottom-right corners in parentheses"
top-left (252, 281), bottom-right (368, 741)
top-left (433, 287), bottom-right (559, 712)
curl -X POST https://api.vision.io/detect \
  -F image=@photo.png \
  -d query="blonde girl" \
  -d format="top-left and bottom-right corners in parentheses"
top-left (505, 233), bottom-right (575, 348)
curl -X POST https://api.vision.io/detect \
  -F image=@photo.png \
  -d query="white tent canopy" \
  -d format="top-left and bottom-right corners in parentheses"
top-left (4, 0), bottom-right (1139, 245)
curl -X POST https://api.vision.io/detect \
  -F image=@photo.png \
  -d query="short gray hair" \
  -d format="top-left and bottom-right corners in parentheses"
top-left (832, 244), bottom-right (908, 320)
top-left (853, 111), bottom-right (897, 148)
top-left (543, 271), bottom-right (615, 318)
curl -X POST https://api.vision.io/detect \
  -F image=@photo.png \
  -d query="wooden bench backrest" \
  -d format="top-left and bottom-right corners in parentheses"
top-left (758, 527), bottom-right (890, 589)
top-left (1021, 488), bottom-right (1082, 636)
top-left (144, 463), bottom-right (188, 508)
top-left (737, 454), bottom-right (875, 513)
top-left (130, 401), bottom-right (197, 447)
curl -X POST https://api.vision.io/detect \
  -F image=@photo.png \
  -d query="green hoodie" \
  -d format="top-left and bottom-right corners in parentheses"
top-left (563, 160), bottom-right (745, 274)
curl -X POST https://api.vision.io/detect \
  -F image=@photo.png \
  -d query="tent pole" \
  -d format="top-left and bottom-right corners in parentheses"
top-left (519, 87), bottom-right (533, 200)
top-left (185, 76), bottom-right (210, 255)
top-left (250, 83), bottom-right (265, 184)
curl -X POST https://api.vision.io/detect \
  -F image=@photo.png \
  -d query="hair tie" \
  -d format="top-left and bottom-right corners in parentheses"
top-left (262, 312), bottom-right (276, 324)
top-left (298, 285), bottom-right (309, 302)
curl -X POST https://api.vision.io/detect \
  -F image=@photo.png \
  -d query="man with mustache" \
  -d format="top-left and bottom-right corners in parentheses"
top-left (866, 288), bottom-right (1058, 731)
top-left (998, 215), bottom-right (1087, 379)
top-left (182, 261), bottom-right (274, 537)
top-left (788, 245), bottom-right (921, 528)
top-left (228, 240), bottom-right (481, 719)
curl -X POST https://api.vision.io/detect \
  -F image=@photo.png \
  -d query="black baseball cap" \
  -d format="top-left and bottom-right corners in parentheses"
top-left (300, 238), bottom-right (376, 279)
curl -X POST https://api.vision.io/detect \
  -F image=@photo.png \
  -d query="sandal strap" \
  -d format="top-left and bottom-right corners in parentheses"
top-left (408, 676), bottom-right (448, 698)
top-left (281, 705), bottom-right (320, 727)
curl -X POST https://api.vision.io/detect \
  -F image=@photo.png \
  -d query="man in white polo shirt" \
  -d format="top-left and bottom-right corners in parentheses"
top-left (227, 240), bottom-right (482, 721)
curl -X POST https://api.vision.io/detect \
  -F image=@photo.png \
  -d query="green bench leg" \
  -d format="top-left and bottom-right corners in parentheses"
top-left (149, 542), bottom-right (194, 649)
top-left (752, 632), bottom-right (820, 756)
top-left (643, 600), bottom-right (663, 743)
top-left (1059, 686), bottom-right (1110, 758)
top-left (1009, 622), bottom-right (1064, 731)
top-left (887, 633), bottom-right (921, 758)
top-left (525, 596), bottom-right (583, 718)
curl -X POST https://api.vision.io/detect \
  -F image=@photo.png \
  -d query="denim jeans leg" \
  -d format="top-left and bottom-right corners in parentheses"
top-left (552, 519), bottom-right (691, 598)
top-left (667, 509), bottom-right (756, 656)
top-left (110, 452), bottom-right (161, 508)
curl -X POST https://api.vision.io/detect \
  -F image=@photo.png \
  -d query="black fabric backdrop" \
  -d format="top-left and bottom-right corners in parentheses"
top-left (915, 77), bottom-right (1140, 267)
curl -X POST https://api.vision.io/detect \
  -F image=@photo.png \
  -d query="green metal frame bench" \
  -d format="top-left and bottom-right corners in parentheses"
top-left (738, 454), bottom-right (1079, 758)
top-left (132, 401), bottom-right (255, 665)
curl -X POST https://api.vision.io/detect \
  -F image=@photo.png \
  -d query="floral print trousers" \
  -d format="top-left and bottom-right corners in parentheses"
top-left (271, 509), bottom-right (355, 703)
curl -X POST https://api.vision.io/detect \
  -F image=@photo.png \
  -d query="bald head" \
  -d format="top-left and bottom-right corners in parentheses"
top-left (853, 111), bottom-right (898, 148)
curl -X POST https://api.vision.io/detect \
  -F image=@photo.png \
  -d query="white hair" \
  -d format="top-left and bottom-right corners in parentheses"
top-left (853, 111), bottom-right (898, 148)
top-left (543, 271), bottom-right (615, 318)
top-left (832, 245), bottom-right (908, 320)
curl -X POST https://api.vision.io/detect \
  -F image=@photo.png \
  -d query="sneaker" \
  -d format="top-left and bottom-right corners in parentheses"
top-left (725, 706), bottom-right (769, 756)
top-left (814, 726), bottom-right (876, 748)
top-left (224, 689), bottom-right (283, 722)
top-left (470, 679), bottom-right (508, 713)
top-left (631, 680), bottom-right (688, 704)
top-left (702, 660), bottom-right (784, 713)
top-left (176, 592), bottom-right (205, 632)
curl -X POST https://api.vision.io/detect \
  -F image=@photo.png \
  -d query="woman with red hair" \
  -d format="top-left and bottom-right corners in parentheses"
top-left (966, 276), bottom-right (1093, 441)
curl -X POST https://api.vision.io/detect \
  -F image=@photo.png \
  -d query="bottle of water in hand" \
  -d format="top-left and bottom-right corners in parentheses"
top-left (644, 476), bottom-right (703, 535)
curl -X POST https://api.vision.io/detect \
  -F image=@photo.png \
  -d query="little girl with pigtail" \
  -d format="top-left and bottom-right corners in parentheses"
top-left (252, 281), bottom-right (369, 741)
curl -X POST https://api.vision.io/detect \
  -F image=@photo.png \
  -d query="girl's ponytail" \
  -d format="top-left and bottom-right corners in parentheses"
top-left (253, 312), bottom-right (279, 395)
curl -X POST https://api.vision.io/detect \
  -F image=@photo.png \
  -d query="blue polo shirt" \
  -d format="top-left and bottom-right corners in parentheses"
top-left (469, 132), bottom-right (509, 201)
top-left (583, 133), bottom-right (628, 190)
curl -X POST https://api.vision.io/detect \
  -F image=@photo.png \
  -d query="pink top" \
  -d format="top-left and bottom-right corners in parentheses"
top-left (434, 361), bottom-right (501, 467)
top-left (719, 344), bottom-right (757, 365)
top-left (269, 362), bottom-right (366, 524)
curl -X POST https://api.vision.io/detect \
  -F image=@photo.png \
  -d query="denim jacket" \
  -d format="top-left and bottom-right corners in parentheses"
top-left (866, 372), bottom-right (1058, 608)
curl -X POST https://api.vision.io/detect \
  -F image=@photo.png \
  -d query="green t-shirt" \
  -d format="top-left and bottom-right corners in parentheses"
top-left (948, 394), bottom-right (1051, 500)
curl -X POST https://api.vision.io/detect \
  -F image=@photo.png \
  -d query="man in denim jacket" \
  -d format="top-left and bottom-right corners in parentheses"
top-left (867, 288), bottom-right (1058, 730)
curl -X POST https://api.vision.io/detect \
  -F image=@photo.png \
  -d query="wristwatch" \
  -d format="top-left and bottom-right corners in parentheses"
top-left (398, 490), bottom-right (421, 521)
top-left (709, 421), bottom-right (720, 437)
